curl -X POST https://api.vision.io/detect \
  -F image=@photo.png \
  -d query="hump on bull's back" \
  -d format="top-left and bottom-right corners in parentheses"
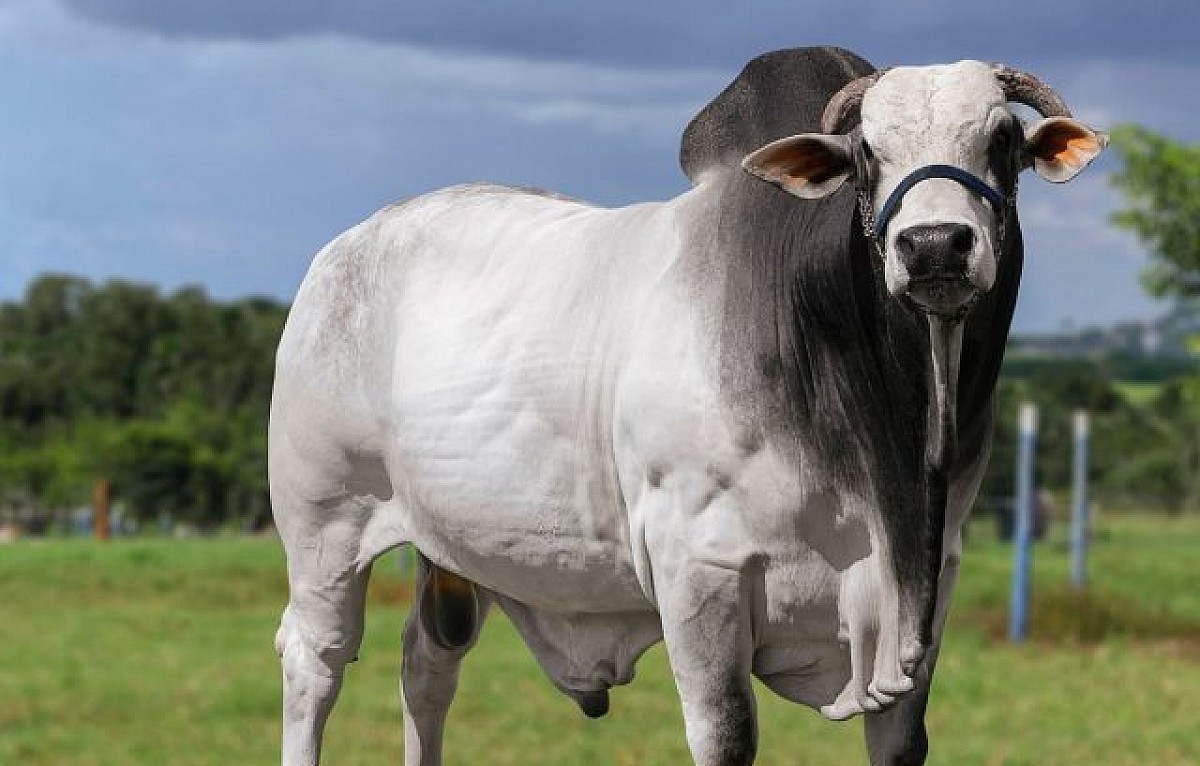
top-left (680, 46), bottom-right (875, 182)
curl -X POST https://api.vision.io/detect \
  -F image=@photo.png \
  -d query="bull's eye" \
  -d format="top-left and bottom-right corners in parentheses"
top-left (992, 125), bottom-right (1012, 153)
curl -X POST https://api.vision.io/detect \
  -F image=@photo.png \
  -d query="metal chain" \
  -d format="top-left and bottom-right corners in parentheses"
top-left (996, 174), bottom-right (1019, 249)
top-left (857, 188), bottom-right (887, 260)
top-left (857, 189), bottom-right (875, 240)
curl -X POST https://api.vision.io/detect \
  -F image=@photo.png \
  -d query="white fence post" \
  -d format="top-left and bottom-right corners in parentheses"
top-left (1009, 402), bottom-right (1038, 643)
top-left (1071, 411), bottom-right (1090, 590)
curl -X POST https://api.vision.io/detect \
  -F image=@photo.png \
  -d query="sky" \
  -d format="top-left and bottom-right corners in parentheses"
top-left (1, 0), bottom-right (1197, 332)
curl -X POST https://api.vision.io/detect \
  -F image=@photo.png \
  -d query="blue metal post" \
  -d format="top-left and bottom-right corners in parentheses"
top-left (1009, 403), bottom-right (1037, 643)
top-left (1071, 411), bottom-right (1090, 590)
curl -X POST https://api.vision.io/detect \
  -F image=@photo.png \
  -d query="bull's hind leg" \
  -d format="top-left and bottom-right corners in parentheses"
top-left (401, 554), bottom-right (488, 766)
top-left (274, 486), bottom-right (401, 766)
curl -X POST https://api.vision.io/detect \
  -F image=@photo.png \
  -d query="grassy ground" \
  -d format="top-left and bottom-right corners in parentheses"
top-left (1112, 381), bottom-right (1165, 408)
top-left (1, 514), bottom-right (1197, 765)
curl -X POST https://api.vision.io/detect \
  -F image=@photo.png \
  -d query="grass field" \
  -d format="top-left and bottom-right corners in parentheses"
top-left (1113, 381), bottom-right (1164, 408)
top-left (2, 514), bottom-right (1198, 765)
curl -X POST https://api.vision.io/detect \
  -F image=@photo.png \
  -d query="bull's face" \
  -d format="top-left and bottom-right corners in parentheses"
top-left (743, 60), bottom-right (1106, 317)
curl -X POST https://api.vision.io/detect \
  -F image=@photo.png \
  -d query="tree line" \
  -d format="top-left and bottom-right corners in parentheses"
top-left (0, 275), bottom-right (286, 530)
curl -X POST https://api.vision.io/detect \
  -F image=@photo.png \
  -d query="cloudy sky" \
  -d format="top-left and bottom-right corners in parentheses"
top-left (2, 1), bottom-right (1196, 331)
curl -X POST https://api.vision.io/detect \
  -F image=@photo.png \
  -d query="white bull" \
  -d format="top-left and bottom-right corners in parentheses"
top-left (270, 48), bottom-right (1104, 765)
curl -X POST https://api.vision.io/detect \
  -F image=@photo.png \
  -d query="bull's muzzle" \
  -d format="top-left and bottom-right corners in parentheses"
top-left (897, 222), bottom-right (981, 314)
top-left (871, 164), bottom-right (1008, 317)
top-left (896, 223), bottom-right (974, 281)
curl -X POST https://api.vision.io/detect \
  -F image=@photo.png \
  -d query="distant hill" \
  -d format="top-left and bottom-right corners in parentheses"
top-left (1003, 303), bottom-right (1199, 382)
top-left (1010, 302), bottom-right (1200, 359)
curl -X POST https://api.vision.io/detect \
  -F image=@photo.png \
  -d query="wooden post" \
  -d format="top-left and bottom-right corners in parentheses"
top-left (93, 478), bottom-right (110, 541)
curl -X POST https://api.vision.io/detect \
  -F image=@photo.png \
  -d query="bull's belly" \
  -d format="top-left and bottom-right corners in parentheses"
top-left (385, 398), bottom-right (649, 613)
top-left (402, 508), bottom-right (649, 614)
top-left (752, 554), bottom-right (854, 710)
top-left (483, 551), bottom-right (852, 711)
top-left (390, 423), bottom-right (857, 711)
top-left (753, 642), bottom-right (851, 710)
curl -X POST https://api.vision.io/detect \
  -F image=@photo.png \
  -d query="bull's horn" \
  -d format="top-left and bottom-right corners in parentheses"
top-left (990, 64), bottom-right (1072, 118)
top-left (820, 70), bottom-right (887, 134)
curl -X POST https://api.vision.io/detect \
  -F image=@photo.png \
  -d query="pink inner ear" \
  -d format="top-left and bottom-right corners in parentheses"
top-left (1032, 123), bottom-right (1100, 166)
top-left (761, 142), bottom-right (841, 184)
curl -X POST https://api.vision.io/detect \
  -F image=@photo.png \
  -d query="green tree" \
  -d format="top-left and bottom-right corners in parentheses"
top-left (0, 275), bottom-right (287, 529)
top-left (1108, 125), bottom-right (1200, 512)
top-left (1109, 125), bottom-right (1200, 297)
top-left (0, 275), bottom-right (91, 432)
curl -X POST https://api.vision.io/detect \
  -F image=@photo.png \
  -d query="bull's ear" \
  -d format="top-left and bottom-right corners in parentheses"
top-left (1023, 117), bottom-right (1108, 183)
top-left (742, 134), bottom-right (854, 198)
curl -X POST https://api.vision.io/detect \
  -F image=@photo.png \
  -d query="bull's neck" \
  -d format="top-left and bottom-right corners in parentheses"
top-left (704, 170), bottom-right (931, 492)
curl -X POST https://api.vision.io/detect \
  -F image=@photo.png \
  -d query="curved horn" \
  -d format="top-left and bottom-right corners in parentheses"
top-left (820, 70), bottom-right (887, 134)
top-left (991, 64), bottom-right (1072, 117)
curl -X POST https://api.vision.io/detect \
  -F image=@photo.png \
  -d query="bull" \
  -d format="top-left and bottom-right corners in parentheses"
top-left (269, 47), bottom-right (1105, 765)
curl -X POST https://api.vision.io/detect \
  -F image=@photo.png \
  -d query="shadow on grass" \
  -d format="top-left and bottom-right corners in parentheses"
top-left (967, 585), bottom-right (1200, 654)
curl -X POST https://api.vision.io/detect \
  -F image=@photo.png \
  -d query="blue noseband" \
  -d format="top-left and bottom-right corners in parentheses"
top-left (874, 164), bottom-right (1008, 239)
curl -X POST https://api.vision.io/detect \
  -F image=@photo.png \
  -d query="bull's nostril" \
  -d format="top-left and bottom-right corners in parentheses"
top-left (896, 232), bottom-right (916, 259)
top-left (950, 224), bottom-right (974, 255)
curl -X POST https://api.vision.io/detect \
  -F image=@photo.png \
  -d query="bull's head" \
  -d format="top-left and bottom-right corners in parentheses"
top-left (742, 60), bottom-right (1105, 318)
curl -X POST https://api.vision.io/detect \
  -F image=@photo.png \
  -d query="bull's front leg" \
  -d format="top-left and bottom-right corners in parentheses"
top-left (645, 474), bottom-right (761, 766)
top-left (864, 553), bottom-right (961, 766)
top-left (658, 556), bottom-right (758, 766)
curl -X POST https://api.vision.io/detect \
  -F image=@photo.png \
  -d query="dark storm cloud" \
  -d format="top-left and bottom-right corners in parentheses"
top-left (58, 0), bottom-right (1199, 69)
top-left (5, 0), bottom-right (1190, 331)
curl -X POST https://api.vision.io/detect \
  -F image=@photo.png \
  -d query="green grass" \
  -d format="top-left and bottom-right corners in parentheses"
top-left (1113, 381), bottom-right (1164, 407)
top-left (2, 515), bottom-right (1198, 765)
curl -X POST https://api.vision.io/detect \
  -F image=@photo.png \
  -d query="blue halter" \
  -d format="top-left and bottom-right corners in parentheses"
top-left (873, 164), bottom-right (1008, 240)
top-left (855, 163), bottom-right (1015, 320)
